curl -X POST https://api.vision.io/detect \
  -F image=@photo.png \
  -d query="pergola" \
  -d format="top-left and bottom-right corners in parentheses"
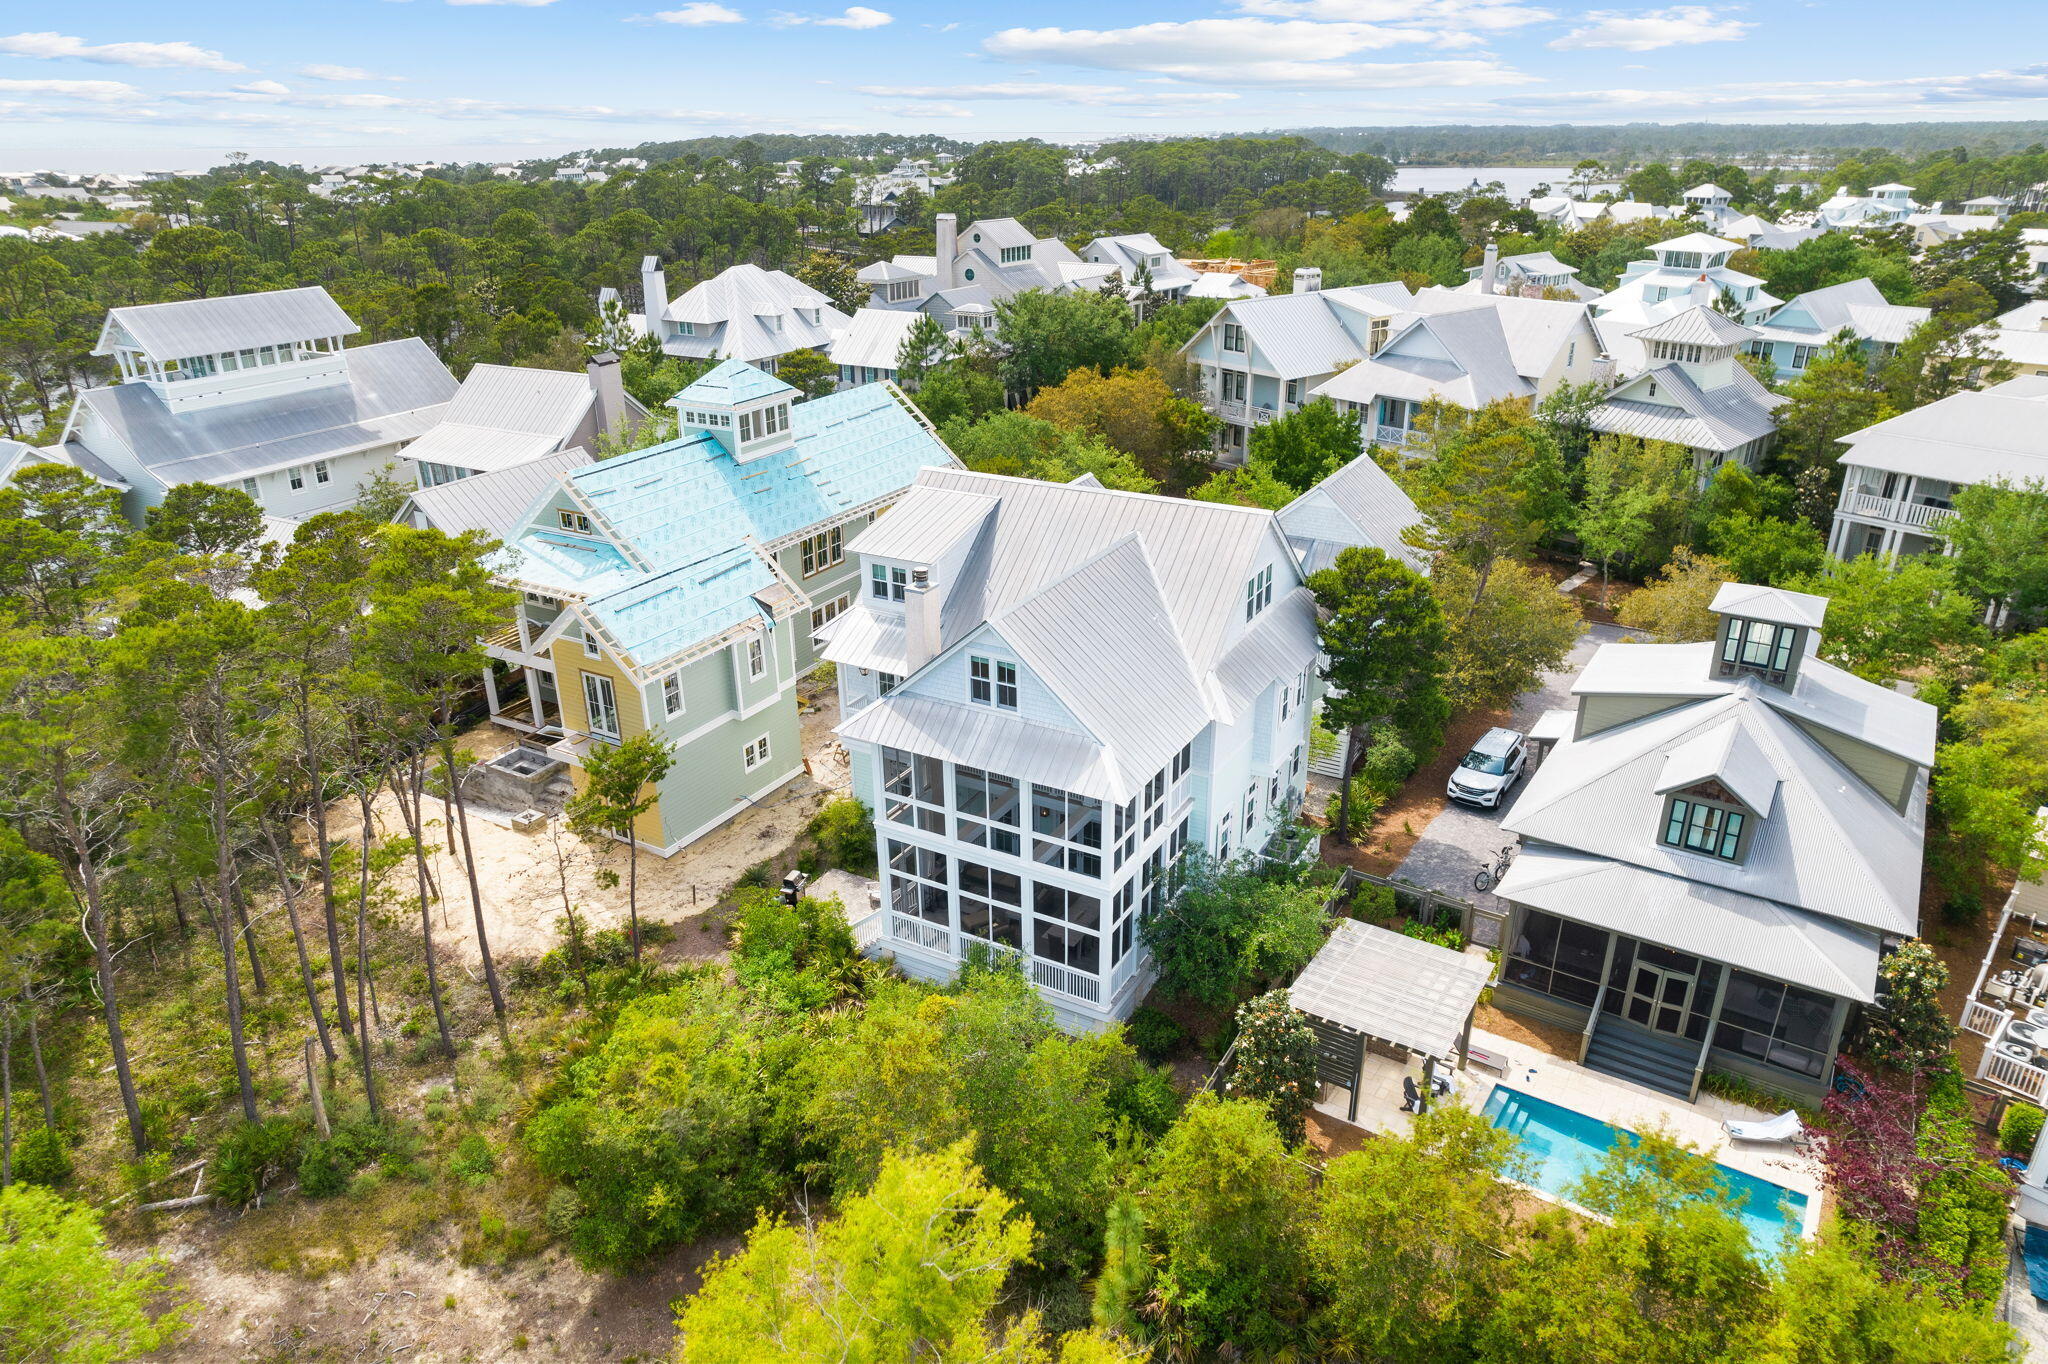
top-left (1289, 918), bottom-right (1495, 1123)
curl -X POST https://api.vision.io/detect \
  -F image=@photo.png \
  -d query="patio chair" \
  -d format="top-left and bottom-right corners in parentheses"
top-left (1400, 1076), bottom-right (1422, 1113)
top-left (1723, 1110), bottom-right (1805, 1145)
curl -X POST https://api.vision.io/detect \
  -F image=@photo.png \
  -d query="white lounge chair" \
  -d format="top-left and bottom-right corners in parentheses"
top-left (1723, 1110), bottom-right (1804, 1144)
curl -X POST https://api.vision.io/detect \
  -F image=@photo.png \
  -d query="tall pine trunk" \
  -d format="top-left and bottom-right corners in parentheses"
top-left (299, 708), bottom-right (353, 1040)
top-left (353, 792), bottom-right (382, 1123)
top-left (261, 821), bottom-right (337, 1065)
top-left (400, 756), bottom-right (456, 1059)
top-left (62, 793), bottom-right (146, 1156)
top-left (231, 880), bottom-right (270, 997)
top-left (26, 1009), bottom-right (51, 1126)
top-left (1334, 726), bottom-right (1360, 841)
top-left (438, 740), bottom-right (505, 1015)
top-left (2, 1013), bottom-right (13, 1186)
top-left (208, 739), bottom-right (259, 1123)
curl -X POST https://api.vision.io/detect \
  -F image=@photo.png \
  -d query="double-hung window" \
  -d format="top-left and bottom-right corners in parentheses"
top-left (289, 465), bottom-right (306, 491)
top-left (744, 734), bottom-right (772, 771)
top-left (1220, 370), bottom-right (1247, 403)
top-left (871, 563), bottom-right (907, 601)
top-left (661, 672), bottom-right (684, 718)
top-left (1222, 322), bottom-right (1245, 353)
top-left (810, 594), bottom-right (849, 634)
top-left (746, 636), bottom-right (766, 680)
top-left (969, 656), bottom-right (1017, 710)
top-left (313, 460), bottom-right (331, 486)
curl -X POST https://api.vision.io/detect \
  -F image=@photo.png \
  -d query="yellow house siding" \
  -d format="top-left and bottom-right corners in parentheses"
top-left (1789, 717), bottom-right (1916, 811)
top-left (549, 629), bottom-right (648, 742)
top-left (1576, 693), bottom-right (1685, 738)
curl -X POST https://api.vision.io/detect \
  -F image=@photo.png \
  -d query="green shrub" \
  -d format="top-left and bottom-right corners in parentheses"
top-left (1401, 920), bottom-right (1465, 951)
top-left (735, 859), bottom-right (776, 890)
top-left (2001, 1103), bottom-right (2045, 1157)
top-left (804, 797), bottom-right (876, 875)
top-left (450, 1133), bottom-right (497, 1183)
top-left (1356, 729), bottom-right (1418, 800)
top-left (1226, 990), bottom-right (1321, 1148)
top-left (1849, 940), bottom-right (1955, 1069)
top-left (1349, 882), bottom-right (1398, 923)
top-left (210, 1118), bottom-right (305, 1206)
top-left (1107, 1063), bottom-right (1185, 1139)
top-left (1127, 1006), bottom-right (1188, 1063)
top-left (299, 1113), bottom-right (397, 1198)
top-left (731, 887), bottom-right (859, 1012)
top-left (11, 1127), bottom-right (71, 1188)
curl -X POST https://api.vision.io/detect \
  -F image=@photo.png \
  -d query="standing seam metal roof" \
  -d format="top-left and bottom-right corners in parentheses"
top-left (95, 285), bottom-right (361, 361)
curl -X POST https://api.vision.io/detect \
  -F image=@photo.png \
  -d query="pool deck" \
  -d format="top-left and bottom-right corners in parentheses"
top-left (1313, 1025), bottom-right (1825, 1239)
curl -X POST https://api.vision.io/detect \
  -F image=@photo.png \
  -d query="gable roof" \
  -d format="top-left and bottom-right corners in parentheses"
top-left (1588, 358), bottom-right (1782, 452)
top-left (1277, 454), bottom-right (1427, 575)
top-left (826, 308), bottom-right (923, 373)
top-left (1503, 685), bottom-right (1924, 937)
top-left (396, 363), bottom-right (594, 474)
top-left (1409, 288), bottom-right (1591, 379)
top-left (1756, 278), bottom-right (1929, 345)
top-left (401, 447), bottom-right (594, 540)
top-left (1200, 284), bottom-right (1412, 379)
top-left (66, 337), bottom-right (457, 487)
top-left (1312, 306), bottom-right (1531, 410)
top-left (1655, 715), bottom-right (1780, 815)
top-left (661, 265), bottom-right (850, 362)
top-left (95, 285), bottom-right (360, 361)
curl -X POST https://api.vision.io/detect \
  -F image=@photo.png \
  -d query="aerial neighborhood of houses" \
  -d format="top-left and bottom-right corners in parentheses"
top-left (13, 136), bottom-right (2048, 1351)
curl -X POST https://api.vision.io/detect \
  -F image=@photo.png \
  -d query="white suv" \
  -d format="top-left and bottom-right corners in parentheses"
top-left (1447, 727), bottom-right (1527, 809)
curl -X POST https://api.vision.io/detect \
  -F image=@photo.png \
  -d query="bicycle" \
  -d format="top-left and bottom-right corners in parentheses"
top-left (1473, 844), bottom-right (1515, 893)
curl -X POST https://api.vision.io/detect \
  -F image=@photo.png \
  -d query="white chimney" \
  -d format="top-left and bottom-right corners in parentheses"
top-left (640, 254), bottom-right (669, 336)
top-left (1480, 242), bottom-right (1498, 295)
top-left (903, 567), bottom-right (941, 672)
top-left (1690, 274), bottom-right (1714, 309)
top-left (1293, 266), bottom-right (1322, 294)
top-left (586, 350), bottom-right (632, 442)
top-left (935, 213), bottom-right (958, 291)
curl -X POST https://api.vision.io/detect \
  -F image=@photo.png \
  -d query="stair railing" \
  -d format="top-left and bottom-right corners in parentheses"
top-left (1579, 983), bottom-right (1606, 1063)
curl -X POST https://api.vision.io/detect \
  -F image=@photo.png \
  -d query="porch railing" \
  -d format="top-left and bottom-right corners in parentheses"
top-left (889, 913), bottom-right (950, 957)
top-left (1962, 997), bottom-right (2009, 1038)
top-left (1981, 1048), bottom-right (2048, 1104)
top-left (1579, 983), bottom-right (1606, 1063)
top-left (1849, 492), bottom-right (1950, 529)
top-left (1217, 399), bottom-right (1247, 422)
top-left (1032, 958), bottom-right (1102, 1005)
top-left (1375, 423), bottom-right (1418, 449)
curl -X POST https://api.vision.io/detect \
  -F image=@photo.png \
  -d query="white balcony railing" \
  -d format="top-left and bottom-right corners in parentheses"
top-left (1962, 998), bottom-right (2009, 1038)
top-left (1217, 399), bottom-right (1247, 422)
top-left (889, 914), bottom-right (950, 957)
top-left (1849, 492), bottom-right (1951, 529)
top-left (1375, 423), bottom-right (1419, 449)
top-left (1032, 958), bottom-right (1102, 1004)
top-left (1982, 1048), bottom-right (2048, 1103)
top-left (1249, 406), bottom-right (1281, 426)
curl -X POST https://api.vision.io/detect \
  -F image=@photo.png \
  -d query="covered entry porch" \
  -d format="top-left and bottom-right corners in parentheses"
top-left (1490, 847), bottom-right (1876, 1104)
top-left (1289, 918), bottom-right (1496, 1125)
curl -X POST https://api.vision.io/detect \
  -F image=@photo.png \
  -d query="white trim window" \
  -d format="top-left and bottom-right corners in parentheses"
top-left (871, 563), bottom-right (907, 601)
top-left (240, 477), bottom-right (259, 498)
top-left (810, 593), bottom-right (849, 634)
top-left (969, 655), bottom-right (1017, 710)
top-left (746, 635), bottom-right (766, 680)
top-left (1220, 370), bottom-right (1247, 403)
top-left (1222, 321), bottom-right (1246, 353)
top-left (582, 631), bottom-right (601, 660)
top-left (289, 465), bottom-right (306, 491)
top-left (313, 460), bottom-right (331, 486)
top-left (1244, 565), bottom-right (1274, 621)
top-left (877, 671), bottom-right (901, 695)
top-left (661, 671), bottom-right (684, 718)
top-left (581, 672), bottom-right (620, 740)
top-left (744, 734), bottom-right (772, 772)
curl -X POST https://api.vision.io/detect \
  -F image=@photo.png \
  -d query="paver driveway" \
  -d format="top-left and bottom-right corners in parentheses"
top-left (1392, 622), bottom-right (1627, 938)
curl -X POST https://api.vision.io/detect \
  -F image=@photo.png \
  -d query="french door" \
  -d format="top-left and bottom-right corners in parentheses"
top-left (1626, 960), bottom-right (1695, 1036)
top-left (582, 672), bottom-right (620, 740)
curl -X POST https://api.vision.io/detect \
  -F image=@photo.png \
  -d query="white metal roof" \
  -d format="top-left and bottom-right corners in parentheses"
top-left (1571, 639), bottom-right (1933, 768)
top-left (1311, 306), bottom-right (1531, 411)
top-left (826, 307), bottom-right (923, 373)
top-left (1712, 581), bottom-right (1828, 629)
top-left (401, 447), bottom-right (594, 540)
top-left (1410, 288), bottom-right (1592, 381)
top-left (1835, 381), bottom-right (2048, 484)
top-left (838, 689), bottom-right (1115, 798)
top-left (96, 285), bottom-right (360, 361)
top-left (1588, 361), bottom-right (1781, 453)
top-left (1289, 918), bottom-right (1494, 1060)
top-left (1654, 715), bottom-right (1780, 815)
top-left (850, 485), bottom-right (997, 561)
top-left (1506, 685), bottom-right (1925, 937)
top-left (1653, 231), bottom-right (1745, 256)
top-left (1630, 306), bottom-right (1755, 348)
top-left (398, 363), bottom-right (594, 474)
top-left (1495, 847), bottom-right (1879, 1002)
top-left (1277, 453), bottom-right (1426, 575)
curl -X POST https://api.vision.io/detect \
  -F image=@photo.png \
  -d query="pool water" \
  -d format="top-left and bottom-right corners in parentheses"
top-left (1481, 1085), bottom-right (1808, 1254)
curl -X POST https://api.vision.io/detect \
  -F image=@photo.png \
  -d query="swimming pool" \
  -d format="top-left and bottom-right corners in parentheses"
top-left (1481, 1085), bottom-right (1809, 1253)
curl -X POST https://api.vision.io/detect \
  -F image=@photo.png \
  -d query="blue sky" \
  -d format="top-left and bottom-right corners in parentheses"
top-left (4, 2), bottom-right (2046, 172)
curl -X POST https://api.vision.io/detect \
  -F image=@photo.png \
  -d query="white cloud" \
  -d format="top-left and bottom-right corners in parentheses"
top-left (875, 102), bottom-right (973, 118)
top-left (1233, 0), bottom-right (1549, 28)
top-left (859, 81), bottom-right (1241, 107)
top-left (775, 6), bottom-right (893, 28)
top-left (1445, 64), bottom-right (2048, 120)
top-left (984, 20), bottom-right (1531, 88)
top-left (298, 64), bottom-right (403, 81)
top-left (643, 3), bottom-right (745, 23)
top-left (237, 79), bottom-right (293, 95)
top-left (0, 76), bottom-right (138, 101)
top-left (0, 30), bottom-right (244, 71)
top-left (1549, 6), bottom-right (1749, 51)
top-left (446, 0), bottom-right (558, 6)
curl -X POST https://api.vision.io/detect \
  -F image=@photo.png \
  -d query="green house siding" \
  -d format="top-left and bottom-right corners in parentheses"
top-left (775, 512), bottom-right (872, 675)
top-left (653, 697), bottom-right (804, 848)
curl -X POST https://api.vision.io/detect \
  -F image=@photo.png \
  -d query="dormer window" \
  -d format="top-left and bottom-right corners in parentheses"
top-left (1661, 784), bottom-right (1750, 862)
top-left (999, 245), bottom-right (1032, 264)
top-left (1245, 565), bottom-right (1274, 621)
top-left (558, 508), bottom-right (593, 535)
top-left (738, 402), bottom-right (789, 444)
top-left (871, 562), bottom-right (907, 601)
top-left (1719, 616), bottom-right (1798, 686)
